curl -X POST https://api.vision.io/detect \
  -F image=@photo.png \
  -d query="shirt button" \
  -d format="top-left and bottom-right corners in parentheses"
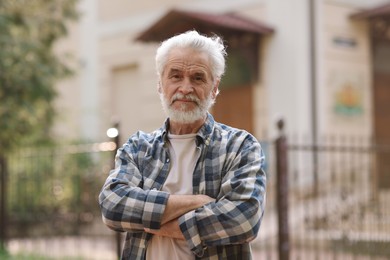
top-left (166, 158), bottom-right (170, 163)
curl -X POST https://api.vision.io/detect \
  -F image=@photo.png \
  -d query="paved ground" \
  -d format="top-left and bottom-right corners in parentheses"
top-left (8, 235), bottom-right (389, 260)
top-left (7, 236), bottom-right (116, 260)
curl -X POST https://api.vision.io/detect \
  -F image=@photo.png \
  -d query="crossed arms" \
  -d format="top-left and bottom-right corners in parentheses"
top-left (144, 194), bottom-right (215, 239)
top-left (99, 136), bottom-right (266, 255)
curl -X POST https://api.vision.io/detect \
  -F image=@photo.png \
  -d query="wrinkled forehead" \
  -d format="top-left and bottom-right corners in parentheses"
top-left (163, 47), bottom-right (213, 76)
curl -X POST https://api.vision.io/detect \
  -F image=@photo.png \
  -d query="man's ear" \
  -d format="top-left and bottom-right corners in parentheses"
top-left (212, 80), bottom-right (220, 99)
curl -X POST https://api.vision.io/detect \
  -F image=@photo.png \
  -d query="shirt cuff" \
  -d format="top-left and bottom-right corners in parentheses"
top-left (141, 189), bottom-right (170, 229)
top-left (179, 210), bottom-right (205, 257)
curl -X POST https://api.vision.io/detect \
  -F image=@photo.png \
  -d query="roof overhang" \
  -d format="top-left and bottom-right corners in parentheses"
top-left (350, 3), bottom-right (390, 19)
top-left (135, 9), bottom-right (274, 42)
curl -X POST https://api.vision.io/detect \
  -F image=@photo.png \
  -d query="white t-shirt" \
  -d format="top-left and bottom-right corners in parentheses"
top-left (146, 133), bottom-right (199, 260)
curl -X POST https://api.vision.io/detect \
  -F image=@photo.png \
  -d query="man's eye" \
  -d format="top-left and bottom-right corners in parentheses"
top-left (194, 76), bottom-right (205, 82)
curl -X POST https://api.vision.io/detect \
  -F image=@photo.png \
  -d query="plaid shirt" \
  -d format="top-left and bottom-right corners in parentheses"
top-left (99, 113), bottom-right (266, 259)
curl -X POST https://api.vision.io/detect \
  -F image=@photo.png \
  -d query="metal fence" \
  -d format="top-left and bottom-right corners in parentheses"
top-left (2, 142), bottom-right (120, 259)
top-left (253, 123), bottom-right (390, 260)
top-left (1, 131), bottom-right (390, 259)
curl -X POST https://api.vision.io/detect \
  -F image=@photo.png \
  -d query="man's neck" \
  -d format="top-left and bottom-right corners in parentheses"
top-left (169, 117), bottom-right (206, 135)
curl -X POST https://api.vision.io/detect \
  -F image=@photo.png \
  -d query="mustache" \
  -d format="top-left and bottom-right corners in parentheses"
top-left (171, 93), bottom-right (200, 105)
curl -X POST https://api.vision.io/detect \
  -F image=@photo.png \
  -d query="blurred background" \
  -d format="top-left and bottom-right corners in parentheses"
top-left (1, 0), bottom-right (390, 259)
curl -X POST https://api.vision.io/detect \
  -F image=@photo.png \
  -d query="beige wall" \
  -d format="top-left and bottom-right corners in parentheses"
top-left (99, 35), bottom-right (165, 143)
top-left (320, 2), bottom-right (372, 137)
top-left (98, 0), bottom-right (191, 22)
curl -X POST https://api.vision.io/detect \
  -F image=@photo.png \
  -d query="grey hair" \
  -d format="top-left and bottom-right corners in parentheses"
top-left (155, 30), bottom-right (227, 83)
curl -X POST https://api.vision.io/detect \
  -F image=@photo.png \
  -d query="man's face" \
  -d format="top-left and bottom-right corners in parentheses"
top-left (159, 47), bottom-right (218, 124)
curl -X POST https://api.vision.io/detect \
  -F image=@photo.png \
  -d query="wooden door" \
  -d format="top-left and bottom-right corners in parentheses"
top-left (373, 40), bottom-right (390, 189)
top-left (212, 86), bottom-right (254, 134)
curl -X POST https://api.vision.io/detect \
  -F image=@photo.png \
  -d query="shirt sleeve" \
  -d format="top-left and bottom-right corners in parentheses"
top-left (178, 136), bottom-right (267, 257)
top-left (98, 145), bottom-right (170, 232)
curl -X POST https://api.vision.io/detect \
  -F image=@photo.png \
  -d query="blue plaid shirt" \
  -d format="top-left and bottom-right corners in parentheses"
top-left (99, 113), bottom-right (266, 259)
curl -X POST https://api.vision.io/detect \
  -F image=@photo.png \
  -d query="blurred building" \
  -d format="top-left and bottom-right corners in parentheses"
top-left (53, 0), bottom-right (390, 179)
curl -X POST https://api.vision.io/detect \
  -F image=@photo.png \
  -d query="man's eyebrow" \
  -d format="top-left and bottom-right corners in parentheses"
top-left (169, 68), bottom-right (180, 71)
top-left (193, 71), bottom-right (206, 76)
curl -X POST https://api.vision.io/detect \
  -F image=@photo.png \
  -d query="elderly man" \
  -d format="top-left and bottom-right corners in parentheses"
top-left (99, 30), bottom-right (266, 260)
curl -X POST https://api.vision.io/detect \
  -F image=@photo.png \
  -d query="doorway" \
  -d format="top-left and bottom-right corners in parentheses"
top-left (372, 38), bottom-right (390, 189)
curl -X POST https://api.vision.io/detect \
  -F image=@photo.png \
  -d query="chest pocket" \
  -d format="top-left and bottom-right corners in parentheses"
top-left (140, 152), bottom-right (169, 190)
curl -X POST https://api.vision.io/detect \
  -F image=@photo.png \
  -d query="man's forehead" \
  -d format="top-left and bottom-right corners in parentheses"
top-left (166, 62), bottom-right (209, 73)
top-left (163, 47), bottom-right (213, 75)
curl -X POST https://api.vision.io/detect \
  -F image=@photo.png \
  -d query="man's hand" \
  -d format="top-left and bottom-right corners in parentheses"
top-left (144, 219), bottom-right (185, 240)
top-left (161, 194), bottom-right (214, 225)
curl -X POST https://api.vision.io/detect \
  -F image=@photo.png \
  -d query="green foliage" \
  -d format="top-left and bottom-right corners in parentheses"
top-left (0, 248), bottom-right (10, 259)
top-left (0, 0), bottom-right (78, 151)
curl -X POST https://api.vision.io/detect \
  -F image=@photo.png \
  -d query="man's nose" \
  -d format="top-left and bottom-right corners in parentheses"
top-left (179, 78), bottom-right (194, 94)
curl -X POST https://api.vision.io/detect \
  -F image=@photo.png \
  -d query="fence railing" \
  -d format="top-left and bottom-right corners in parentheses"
top-left (1, 142), bottom-right (119, 259)
top-left (253, 121), bottom-right (390, 260)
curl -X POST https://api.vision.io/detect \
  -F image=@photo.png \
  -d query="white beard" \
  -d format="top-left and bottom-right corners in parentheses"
top-left (160, 92), bottom-right (215, 124)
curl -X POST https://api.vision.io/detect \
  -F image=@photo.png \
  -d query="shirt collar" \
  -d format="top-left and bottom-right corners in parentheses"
top-left (159, 112), bottom-right (215, 146)
top-left (196, 112), bottom-right (214, 146)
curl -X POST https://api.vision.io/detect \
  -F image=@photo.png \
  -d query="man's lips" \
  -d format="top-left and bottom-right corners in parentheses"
top-left (172, 99), bottom-right (198, 105)
top-left (175, 99), bottom-right (194, 102)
